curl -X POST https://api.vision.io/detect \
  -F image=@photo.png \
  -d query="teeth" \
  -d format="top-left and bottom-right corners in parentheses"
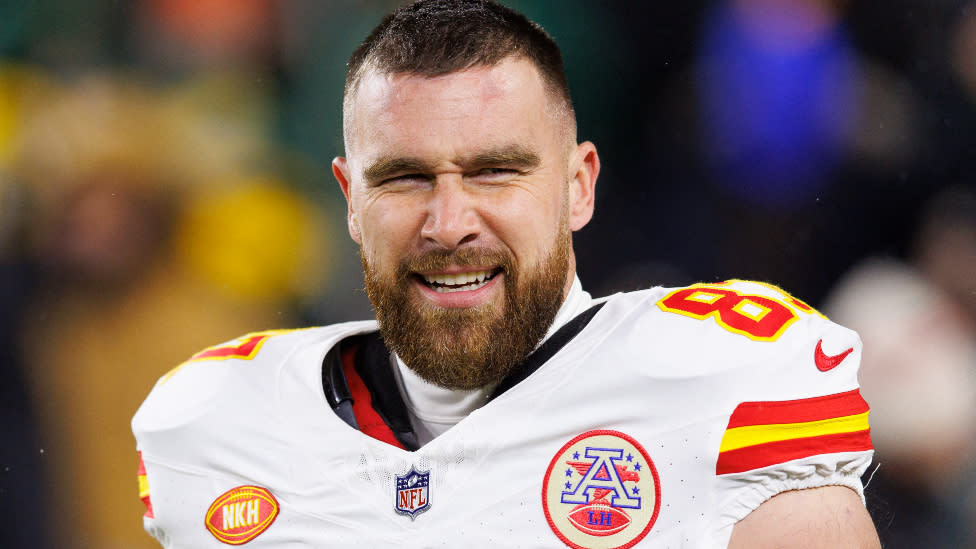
top-left (433, 281), bottom-right (488, 293)
top-left (422, 270), bottom-right (494, 292)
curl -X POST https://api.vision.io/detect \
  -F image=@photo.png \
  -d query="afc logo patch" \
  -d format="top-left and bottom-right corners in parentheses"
top-left (542, 430), bottom-right (660, 549)
top-left (395, 467), bottom-right (431, 519)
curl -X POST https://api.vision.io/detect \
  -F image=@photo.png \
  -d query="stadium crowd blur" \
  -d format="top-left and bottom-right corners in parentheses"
top-left (0, 0), bottom-right (973, 547)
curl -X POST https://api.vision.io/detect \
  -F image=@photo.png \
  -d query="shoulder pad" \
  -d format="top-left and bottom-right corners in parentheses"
top-left (603, 280), bottom-right (862, 390)
top-left (132, 320), bottom-right (377, 440)
top-left (654, 279), bottom-right (830, 342)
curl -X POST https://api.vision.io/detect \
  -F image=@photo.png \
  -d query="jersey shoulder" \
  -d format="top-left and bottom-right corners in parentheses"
top-left (131, 320), bottom-right (376, 441)
top-left (650, 279), bottom-right (832, 342)
top-left (600, 279), bottom-right (862, 390)
top-left (604, 281), bottom-right (873, 534)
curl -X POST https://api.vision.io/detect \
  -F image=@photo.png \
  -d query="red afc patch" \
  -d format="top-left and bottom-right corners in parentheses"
top-left (543, 430), bottom-right (661, 549)
top-left (205, 486), bottom-right (279, 545)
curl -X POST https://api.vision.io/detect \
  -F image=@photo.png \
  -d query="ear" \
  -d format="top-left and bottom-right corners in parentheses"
top-left (567, 141), bottom-right (599, 231)
top-left (332, 157), bottom-right (362, 244)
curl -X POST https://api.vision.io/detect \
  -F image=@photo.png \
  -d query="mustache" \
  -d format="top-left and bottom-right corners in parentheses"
top-left (396, 247), bottom-right (514, 278)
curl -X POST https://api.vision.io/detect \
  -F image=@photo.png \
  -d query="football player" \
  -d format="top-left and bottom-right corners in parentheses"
top-left (133, 1), bottom-right (880, 547)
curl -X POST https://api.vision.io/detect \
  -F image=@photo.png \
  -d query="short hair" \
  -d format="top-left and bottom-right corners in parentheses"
top-left (343, 0), bottom-right (575, 142)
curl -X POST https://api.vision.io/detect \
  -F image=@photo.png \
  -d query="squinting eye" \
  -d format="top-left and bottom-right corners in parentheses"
top-left (474, 168), bottom-right (518, 178)
top-left (382, 174), bottom-right (429, 185)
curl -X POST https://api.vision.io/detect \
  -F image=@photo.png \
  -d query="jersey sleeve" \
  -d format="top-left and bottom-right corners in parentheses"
top-left (130, 322), bottom-right (376, 548)
top-left (712, 389), bottom-right (873, 529)
top-left (700, 281), bottom-right (874, 536)
top-left (132, 333), bottom-right (254, 548)
top-left (131, 329), bottom-right (308, 548)
top-left (651, 279), bottom-right (874, 542)
top-left (136, 452), bottom-right (164, 546)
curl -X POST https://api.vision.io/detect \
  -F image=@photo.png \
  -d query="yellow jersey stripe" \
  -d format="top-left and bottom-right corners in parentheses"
top-left (138, 475), bottom-right (150, 498)
top-left (719, 410), bottom-right (870, 453)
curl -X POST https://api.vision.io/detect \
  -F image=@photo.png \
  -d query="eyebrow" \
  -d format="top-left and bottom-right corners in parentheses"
top-left (361, 145), bottom-right (542, 183)
top-left (467, 146), bottom-right (541, 170)
top-left (362, 157), bottom-right (432, 183)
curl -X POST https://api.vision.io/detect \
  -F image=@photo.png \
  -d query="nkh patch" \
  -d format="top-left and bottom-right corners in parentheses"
top-left (395, 467), bottom-right (431, 519)
top-left (204, 485), bottom-right (279, 545)
top-left (543, 430), bottom-right (660, 549)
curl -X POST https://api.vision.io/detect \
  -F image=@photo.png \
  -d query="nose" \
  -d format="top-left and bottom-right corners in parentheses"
top-left (420, 176), bottom-right (481, 249)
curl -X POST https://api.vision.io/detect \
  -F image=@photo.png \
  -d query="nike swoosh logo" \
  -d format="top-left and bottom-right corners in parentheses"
top-left (814, 339), bottom-right (854, 372)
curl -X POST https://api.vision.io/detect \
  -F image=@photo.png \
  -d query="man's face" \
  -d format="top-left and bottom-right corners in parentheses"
top-left (334, 57), bottom-right (598, 389)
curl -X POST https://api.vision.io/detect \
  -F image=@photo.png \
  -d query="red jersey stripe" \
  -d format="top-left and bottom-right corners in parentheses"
top-left (342, 346), bottom-right (406, 450)
top-left (715, 430), bottom-right (873, 475)
top-left (725, 389), bottom-right (869, 429)
top-left (190, 334), bottom-right (269, 362)
top-left (137, 452), bottom-right (154, 518)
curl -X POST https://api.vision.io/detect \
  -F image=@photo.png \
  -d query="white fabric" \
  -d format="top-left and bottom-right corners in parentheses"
top-left (133, 280), bottom-right (873, 548)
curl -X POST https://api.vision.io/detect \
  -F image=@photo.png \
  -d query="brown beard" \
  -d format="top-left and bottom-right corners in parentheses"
top-left (362, 233), bottom-right (570, 390)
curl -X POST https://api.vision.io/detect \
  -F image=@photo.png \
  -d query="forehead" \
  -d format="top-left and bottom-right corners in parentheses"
top-left (345, 58), bottom-right (560, 166)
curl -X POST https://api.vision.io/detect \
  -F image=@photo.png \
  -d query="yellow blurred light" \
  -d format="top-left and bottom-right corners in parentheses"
top-left (176, 177), bottom-right (332, 302)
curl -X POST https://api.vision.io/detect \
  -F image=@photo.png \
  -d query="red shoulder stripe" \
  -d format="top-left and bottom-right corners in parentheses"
top-left (725, 389), bottom-right (868, 428)
top-left (715, 430), bottom-right (873, 475)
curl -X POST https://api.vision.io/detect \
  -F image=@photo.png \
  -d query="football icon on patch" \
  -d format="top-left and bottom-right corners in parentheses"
top-left (543, 430), bottom-right (660, 549)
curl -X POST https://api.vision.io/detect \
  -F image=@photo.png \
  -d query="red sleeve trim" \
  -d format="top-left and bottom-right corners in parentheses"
top-left (725, 389), bottom-right (868, 428)
top-left (715, 430), bottom-right (873, 475)
top-left (137, 451), bottom-right (154, 519)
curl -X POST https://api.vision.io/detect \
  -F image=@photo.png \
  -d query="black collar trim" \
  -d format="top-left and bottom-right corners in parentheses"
top-left (488, 301), bottom-right (605, 400)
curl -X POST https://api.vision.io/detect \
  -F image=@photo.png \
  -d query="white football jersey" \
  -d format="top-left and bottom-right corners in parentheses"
top-left (132, 280), bottom-right (873, 548)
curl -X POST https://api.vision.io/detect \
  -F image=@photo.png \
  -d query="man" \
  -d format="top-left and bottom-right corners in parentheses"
top-left (133, 1), bottom-right (880, 547)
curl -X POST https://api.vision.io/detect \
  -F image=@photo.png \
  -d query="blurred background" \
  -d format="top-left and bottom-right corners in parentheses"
top-left (0, 0), bottom-right (973, 547)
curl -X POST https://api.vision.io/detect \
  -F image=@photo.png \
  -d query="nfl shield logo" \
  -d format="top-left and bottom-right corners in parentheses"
top-left (395, 467), bottom-right (431, 519)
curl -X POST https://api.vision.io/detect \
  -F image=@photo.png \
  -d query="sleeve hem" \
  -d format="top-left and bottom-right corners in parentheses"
top-left (709, 450), bottom-right (874, 544)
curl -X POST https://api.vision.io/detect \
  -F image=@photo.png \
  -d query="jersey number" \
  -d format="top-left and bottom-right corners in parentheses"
top-left (657, 282), bottom-right (818, 341)
top-left (188, 333), bottom-right (273, 362)
top-left (159, 330), bottom-right (294, 384)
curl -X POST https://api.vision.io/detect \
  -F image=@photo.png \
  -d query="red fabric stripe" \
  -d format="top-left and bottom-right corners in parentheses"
top-left (726, 389), bottom-right (868, 428)
top-left (141, 494), bottom-right (154, 519)
top-left (715, 430), bottom-right (873, 475)
top-left (191, 335), bottom-right (265, 361)
top-left (137, 452), bottom-right (154, 518)
top-left (342, 346), bottom-right (406, 450)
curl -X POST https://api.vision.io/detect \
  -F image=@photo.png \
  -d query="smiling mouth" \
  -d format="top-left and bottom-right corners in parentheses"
top-left (419, 269), bottom-right (501, 293)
